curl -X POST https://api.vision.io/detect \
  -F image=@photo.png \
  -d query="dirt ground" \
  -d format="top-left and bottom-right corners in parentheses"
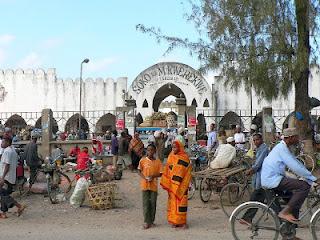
top-left (0, 171), bottom-right (315, 240)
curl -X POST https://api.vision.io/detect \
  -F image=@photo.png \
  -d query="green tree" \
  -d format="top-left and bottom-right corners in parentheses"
top-left (137, 0), bottom-right (320, 139)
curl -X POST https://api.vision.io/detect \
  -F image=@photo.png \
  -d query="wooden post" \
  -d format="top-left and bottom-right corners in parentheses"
top-left (40, 108), bottom-right (53, 158)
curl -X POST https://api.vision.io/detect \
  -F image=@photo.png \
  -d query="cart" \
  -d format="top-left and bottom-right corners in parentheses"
top-left (191, 164), bottom-right (247, 203)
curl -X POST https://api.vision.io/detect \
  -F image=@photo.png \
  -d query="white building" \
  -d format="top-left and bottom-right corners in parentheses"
top-left (0, 62), bottom-right (319, 134)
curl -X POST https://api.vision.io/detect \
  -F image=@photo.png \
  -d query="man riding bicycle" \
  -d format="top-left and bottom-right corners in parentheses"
top-left (261, 128), bottom-right (317, 239)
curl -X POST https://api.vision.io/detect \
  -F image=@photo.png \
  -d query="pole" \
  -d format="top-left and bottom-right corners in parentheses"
top-left (250, 83), bottom-right (253, 124)
top-left (79, 62), bottom-right (83, 132)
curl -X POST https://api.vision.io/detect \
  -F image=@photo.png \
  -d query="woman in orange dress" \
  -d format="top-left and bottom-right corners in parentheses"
top-left (160, 140), bottom-right (192, 229)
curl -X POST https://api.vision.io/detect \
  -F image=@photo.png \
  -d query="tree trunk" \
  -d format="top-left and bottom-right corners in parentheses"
top-left (294, 0), bottom-right (311, 140)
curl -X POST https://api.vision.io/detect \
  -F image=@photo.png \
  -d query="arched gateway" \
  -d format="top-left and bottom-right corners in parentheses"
top-left (128, 62), bottom-right (213, 118)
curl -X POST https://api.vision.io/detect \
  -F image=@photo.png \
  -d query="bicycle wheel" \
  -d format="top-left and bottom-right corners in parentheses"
top-left (311, 208), bottom-right (320, 240)
top-left (230, 202), bottom-right (280, 240)
top-left (220, 183), bottom-right (250, 217)
top-left (200, 178), bottom-right (212, 203)
top-left (188, 177), bottom-right (196, 200)
top-left (297, 154), bottom-right (315, 172)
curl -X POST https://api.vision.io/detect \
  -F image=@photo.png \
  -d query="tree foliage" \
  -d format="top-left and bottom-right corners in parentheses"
top-left (137, 0), bottom-right (320, 101)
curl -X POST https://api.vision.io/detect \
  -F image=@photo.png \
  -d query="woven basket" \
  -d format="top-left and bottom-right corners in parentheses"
top-left (87, 182), bottom-right (118, 210)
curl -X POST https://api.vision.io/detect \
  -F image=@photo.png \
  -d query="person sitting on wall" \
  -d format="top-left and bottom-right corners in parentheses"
top-left (209, 137), bottom-right (236, 169)
top-left (69, 145), bottom-right (80, 158)
top-left (92, 138), bottom-right (103, 156)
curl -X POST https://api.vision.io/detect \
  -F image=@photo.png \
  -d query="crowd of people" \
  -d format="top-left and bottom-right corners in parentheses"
top-left (0, 121), bottom-right (319, 239)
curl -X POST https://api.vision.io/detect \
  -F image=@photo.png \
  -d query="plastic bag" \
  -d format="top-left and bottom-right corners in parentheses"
top-left (69, 177), bottom-right (90, 208)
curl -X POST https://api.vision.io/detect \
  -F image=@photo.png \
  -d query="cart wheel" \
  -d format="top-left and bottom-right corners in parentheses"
top-left (200, 178), bottom-right (212, 203)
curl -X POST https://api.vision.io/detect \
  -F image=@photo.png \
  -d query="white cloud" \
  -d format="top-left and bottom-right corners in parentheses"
top-left (0, 34), bottom-right (15, 45)
top-left (42, 37), bottom-right (64, 49)
top-left (17, 52), bottom-right (43, 68)
top-left (86, 57), bottom-right (117, 72)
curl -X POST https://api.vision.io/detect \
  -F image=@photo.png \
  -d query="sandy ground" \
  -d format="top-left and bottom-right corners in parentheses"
top-left (0, 170), bottom-right (315, 240)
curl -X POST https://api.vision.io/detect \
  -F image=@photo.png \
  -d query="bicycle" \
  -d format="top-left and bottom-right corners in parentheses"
top-left (220, 176), bottom-right (252, 217)
top-left (229, 186), bottom-right (320, 240)
top-left (20, 155), bottom-right (72, 204)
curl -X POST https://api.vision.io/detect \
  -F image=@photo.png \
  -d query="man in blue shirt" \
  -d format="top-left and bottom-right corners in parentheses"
top-left (261, 128), bottom-right (317, 224)
top-left (240, 133), bottom-right (268, 225)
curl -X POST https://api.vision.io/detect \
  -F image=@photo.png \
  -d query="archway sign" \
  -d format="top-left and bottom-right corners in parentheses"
top-left (128, 62), bottom-right (213, 119)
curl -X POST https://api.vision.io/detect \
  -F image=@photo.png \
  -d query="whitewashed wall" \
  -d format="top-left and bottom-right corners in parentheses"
top-left (0, 68), bottom-right (127, 112)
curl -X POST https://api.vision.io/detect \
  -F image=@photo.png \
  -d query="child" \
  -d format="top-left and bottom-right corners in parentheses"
top-left (138, 144), bottom-right (162, 229)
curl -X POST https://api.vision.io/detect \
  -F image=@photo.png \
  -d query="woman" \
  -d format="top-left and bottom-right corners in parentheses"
top-left (128, 132), bottom-right (144, 170)
top-left (160, 140), bottom-right (192, 229)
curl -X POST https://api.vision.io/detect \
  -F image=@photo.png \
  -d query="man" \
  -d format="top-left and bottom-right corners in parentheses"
top-left (111, 130), bottom-right (119, 167)
top-left (261, 128), bottom-right (317, 225)
top-left (176, 127), bottom-right (185, 147)
top-left (0, 135), bottom-right (25, 218)
top-left (240, 133), bottom-right (268, 225)
top-left (128, 132), bottom-right (144, 170)
top-left (234, 125), bottom-right (246, 150)
top-left (249, 124), bottom-right (258, 151)
top-left (23, 136), bottom-right (41, 186)
top-left (209, 136), bottom-right (236, 169)
top-left (207, 123), bottom-right (218, 152)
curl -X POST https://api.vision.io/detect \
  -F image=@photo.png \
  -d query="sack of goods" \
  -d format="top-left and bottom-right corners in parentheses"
top-left (70, 177), bottom-right (90, 208)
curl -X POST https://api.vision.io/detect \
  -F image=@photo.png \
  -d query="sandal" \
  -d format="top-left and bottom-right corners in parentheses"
top-left (0, 213), bottom-right (7, 219)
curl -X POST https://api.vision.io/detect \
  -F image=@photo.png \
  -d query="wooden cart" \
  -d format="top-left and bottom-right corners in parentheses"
top-left (191, 165), bottom-right (247, 203)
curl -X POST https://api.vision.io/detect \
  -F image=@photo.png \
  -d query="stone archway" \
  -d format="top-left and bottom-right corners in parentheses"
top-left (128, 62), bottom-right (213, 118)
top-left (219, 111), bottom-right (243, 130)
top-left (65, 114), bottom-right (89, 133)
top-left (152, 83), bottom-right (186, 112)
top-left (35, 117), bottom-right (59, 133)
top-left (95, 113), bottom-right (116, 133)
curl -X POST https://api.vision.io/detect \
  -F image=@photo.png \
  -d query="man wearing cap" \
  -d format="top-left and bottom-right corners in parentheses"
top-left (209, 136), bottom-right (236, 169)
top-left (261, 128), bottom-right (317, 227)
top-left (240, 133), bottom-right (268, 225)
top-left (234, 125), bottom-right (246, 150)
top-left (207, 123), bottom-right (218, 152)
top-left (176, 127), bottom-right (185, 147)
top-left (249, 124), bottom-right (258, 151)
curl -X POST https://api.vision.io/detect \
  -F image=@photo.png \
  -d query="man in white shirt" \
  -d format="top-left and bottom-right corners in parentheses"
top-left (234, 125), bottom-right (246, 149)
top-left (207, 123), bottom-right (218, 152)
top-left (0, 136), bottom-right (25, 219)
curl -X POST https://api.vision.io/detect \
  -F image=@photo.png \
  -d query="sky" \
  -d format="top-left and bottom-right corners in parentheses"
top-left (0, 0), bottom-right (203, 84)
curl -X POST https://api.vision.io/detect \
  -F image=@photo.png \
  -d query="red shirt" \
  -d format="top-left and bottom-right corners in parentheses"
top-left (75, 151), bottom-right (90, 180)
top-left (69, 147), bottom-right (80, 157)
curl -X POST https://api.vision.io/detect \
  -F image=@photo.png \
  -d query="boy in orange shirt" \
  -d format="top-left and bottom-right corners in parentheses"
top-left (138, 144), bottom-right (162, 229)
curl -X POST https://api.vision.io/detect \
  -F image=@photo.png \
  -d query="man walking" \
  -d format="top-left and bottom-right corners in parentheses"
top-left (0, 135), bottom-right (25, 218)
top-left (23, 136), bottom-right (41, 186)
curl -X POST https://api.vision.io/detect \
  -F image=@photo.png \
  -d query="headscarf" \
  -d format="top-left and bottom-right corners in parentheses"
top-left (161, 140), bottom-right (191, 200)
